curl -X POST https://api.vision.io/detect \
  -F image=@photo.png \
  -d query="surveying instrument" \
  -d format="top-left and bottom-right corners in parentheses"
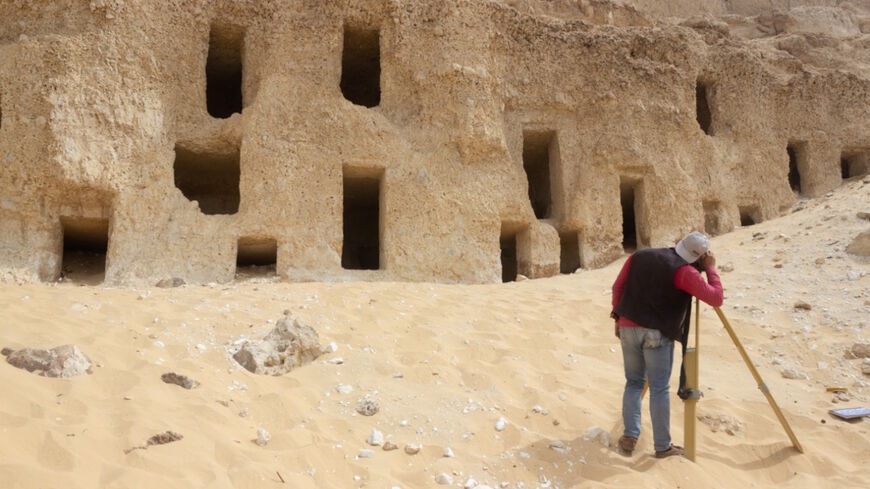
top-left (679, 298), bottom-right (803, 460)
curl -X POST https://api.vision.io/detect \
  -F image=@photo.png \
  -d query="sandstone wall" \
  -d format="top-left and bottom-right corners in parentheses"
top-left (1, 0), bottom-right (869, 285)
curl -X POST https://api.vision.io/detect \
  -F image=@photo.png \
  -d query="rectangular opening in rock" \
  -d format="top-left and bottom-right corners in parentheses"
top-left (342, 167), bottom-right (382, 270)
top-left (620, 178), bottom-right (639, 251)
top-left (787, 142), bottom-right (807, 195)
top-left (61, 216), bottom-right (109, 284)
top-left (340, 24), bottom-right (380, 108)
top-left (696, 80), bottom-right (712, 135)
top-left (841, 151), bottom-right (869, 179)
top-left (559, 230), bottom-right (580, 274)
top-left (500, 224), bottom-right (519, 283)
top-left (236, 237), bottom-right (277, 277)
top-left (173, 145), bottom-right (240, 215)
top-left (739, 205), bottom-right (760, 227)
top-left (703, 200), bottom-right (725, 236)
top-left (522, 130), bottom-right (554, 219)
top-left (206, 23), bottom-right (244, 119)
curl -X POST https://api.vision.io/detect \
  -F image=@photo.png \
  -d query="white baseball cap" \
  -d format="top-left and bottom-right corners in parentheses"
top-left (675, 231), bottom-right (710, 263)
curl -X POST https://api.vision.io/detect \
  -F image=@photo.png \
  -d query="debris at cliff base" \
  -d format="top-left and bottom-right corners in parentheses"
top-left (161, 372), bottom-right (198, 389)
top-left (3, 345), bottom-right (93, 378)
top-left (232, 313), bottom-right (323, 375)
top-left (124, 431), bottom-right (183, 454)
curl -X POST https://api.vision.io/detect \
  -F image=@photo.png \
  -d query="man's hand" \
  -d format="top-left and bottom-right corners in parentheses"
top-left (614, 321), bottom-right (620, 339)
top-left (700, 250), bottom-right (716, 270)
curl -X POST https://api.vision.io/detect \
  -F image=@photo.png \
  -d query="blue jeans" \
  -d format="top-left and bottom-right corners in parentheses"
top-left (620, 326), bottom-right (675, 452)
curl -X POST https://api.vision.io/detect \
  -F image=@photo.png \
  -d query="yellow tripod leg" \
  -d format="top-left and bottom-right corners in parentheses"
top-left (683, 298), bottom-right (700, 461)
top-left (714, 307), bottom-right (804, 453)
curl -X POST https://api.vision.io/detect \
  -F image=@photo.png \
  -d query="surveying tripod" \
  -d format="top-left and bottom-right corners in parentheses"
top-left (680, 299), bottom-right (804, 460)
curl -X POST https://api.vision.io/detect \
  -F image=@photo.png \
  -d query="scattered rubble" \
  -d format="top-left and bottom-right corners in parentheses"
top-left (161, 372), bottom-right (198, 389)
top-left (781, 367), bottom-right (807, 380)
top-left (3, 345), bottom-right (92, 378)
top-left (256, 426), bottom-right (271, 446)
top-left (846, 231), bottom-right (870, 257)
top-left (356, 398), bottom-right (379, 416)
top-left (698, 414), bottom-right (744, 435)
top-left (549, 440), bottom-right (568, 453)
top-left (848, 343), bottom-right (870, 359)
top-left (435, 473), bottom-right (453, 485)
top-left (232, 313), bottom-right (323, 375)
top-left (155, 277), bottom-right (185, 288)
top-left (124, 431), bottom-right (183, 454)
top-left (366, 429), bottom-right (384, 446)
top-left (583, 426), bottom-right (611, 447)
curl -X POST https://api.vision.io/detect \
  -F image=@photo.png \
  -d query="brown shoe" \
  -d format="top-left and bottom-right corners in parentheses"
top-left (618, 435), bottom-right (637, 454)
top-left (654, 444), bottom-right (684, 459)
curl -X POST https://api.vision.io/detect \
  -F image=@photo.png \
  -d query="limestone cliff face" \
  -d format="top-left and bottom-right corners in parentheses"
top-left (1, 0), bottom-right (868, 286)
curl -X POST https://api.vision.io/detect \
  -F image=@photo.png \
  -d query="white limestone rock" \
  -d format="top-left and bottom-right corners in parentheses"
top-left (583, 426), bottom-right (611, 447)
top-left (256, 426), bottom-right (270, 446)
top-left (232, 314), bottom-right (323, 376)
top-left (366, 429), bottom-right (384, 446)
top-left (435, 473), bottom-right (453, 485)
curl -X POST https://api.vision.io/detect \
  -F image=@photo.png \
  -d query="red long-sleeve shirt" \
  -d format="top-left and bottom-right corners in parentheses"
top-left (612, 254), bottom-right (723, 329)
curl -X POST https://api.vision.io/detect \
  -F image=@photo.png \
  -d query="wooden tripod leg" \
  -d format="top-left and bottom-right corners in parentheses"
top-left (684, 348), bottom-right (698, 461)
top-left (684, 297), bottom-right (700, 462)
top-left (713, 307), bottom-right (804, 453)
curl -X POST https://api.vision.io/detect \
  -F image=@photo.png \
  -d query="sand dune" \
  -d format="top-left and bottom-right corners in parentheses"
top-left (1, 177), bottom-right (869, 489)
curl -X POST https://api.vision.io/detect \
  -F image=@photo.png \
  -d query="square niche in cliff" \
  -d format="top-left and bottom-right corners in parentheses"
top-left (206, 23), bottom-right (244, 119)
top-left (342, 166), bottom-right (382, 270)
top-left (236, 237), bottom-right (277, 278)
top-left (500, 225), bottom-right (520, 283)
top-left (559, 231), bottom-right (580, 274)
top-left (620, 178), bottom-right (645, 251)
top-left (523, 131), bottom-right (555, 219)
top-left (340, 24), bottom-right (381, 108)
top-left (738, 205), bottom-right (761, 227)
top-left (703, 200), bottom-right (726, 237)
top-left (695, 80), bottom-right (713, 136)
top-left (61, 216), bottom-right (109, 284)
top-left (173, 146), bottom-right (240, 215)
top-left (787, 142), bottom-right (808, 195)
top-left (523, 131), bottom-right (556, 219)
top-left (841, 151), bottom-right (869, 180)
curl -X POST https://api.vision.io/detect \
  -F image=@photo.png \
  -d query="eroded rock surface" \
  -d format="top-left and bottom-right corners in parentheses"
top-left (846, 231), bottom-right (870, 257)
top-left (232, 315), bottom-right (323, 375)
top-left (3, 345), bottom-right (92, 378)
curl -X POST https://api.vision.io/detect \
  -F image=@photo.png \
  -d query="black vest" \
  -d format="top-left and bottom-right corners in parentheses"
top-left (614, 248), bottom-right (693, 340)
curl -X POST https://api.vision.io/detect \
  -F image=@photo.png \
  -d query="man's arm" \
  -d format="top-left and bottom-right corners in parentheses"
top-left (674, 260), bottom-right (723, 307)
top-left (611, 255), bottom-right (633, 337)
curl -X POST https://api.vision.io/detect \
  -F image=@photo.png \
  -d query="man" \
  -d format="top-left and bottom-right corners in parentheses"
top-left (610, 231), bottom-right (723, 458)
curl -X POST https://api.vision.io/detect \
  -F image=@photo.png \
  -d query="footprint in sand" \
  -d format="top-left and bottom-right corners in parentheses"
top-left (37, 432), bottom-right (75, 471)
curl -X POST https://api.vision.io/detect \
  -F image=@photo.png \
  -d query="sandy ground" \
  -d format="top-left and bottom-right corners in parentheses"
top-left (1, 177), bottom-right (869, 489)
